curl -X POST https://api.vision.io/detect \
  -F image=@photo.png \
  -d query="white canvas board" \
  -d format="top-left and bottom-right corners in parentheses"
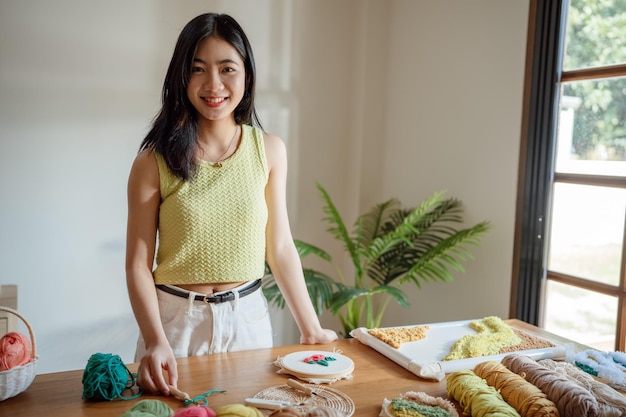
top-left (351, 319), bottom-right (566, 381)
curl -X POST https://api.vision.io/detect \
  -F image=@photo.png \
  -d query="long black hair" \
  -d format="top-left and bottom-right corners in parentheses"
top-left (140, 13), bottom-right (263, 180)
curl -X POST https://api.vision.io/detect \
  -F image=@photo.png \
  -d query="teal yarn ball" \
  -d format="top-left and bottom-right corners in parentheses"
top-left (121, 400), bottom-right (174, 417)
top-left (82, 352), bottom-right (139, 401)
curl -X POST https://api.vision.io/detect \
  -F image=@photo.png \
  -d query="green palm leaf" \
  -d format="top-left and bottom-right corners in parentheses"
top-left (316, 183), bottom-right (363, 279)
top-left (294, 239), bottom-right (332, 262)
top-left (328, 286), bottom-right (370, 315)
top-left (398, 222), bottom-right (490, 287)
top-left (370, 285), bottom-right (410, 309)
top-left (262, 268), bottom-right (337, 315)
top-left (356, 198), bottom-right (401, 246)
top-left (265, 183), bottom-right (490, 334)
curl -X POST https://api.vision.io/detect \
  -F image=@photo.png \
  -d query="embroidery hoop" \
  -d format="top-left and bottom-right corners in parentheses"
top-left (276, 350), bottom-right (354, 383)
top-left (251, 383), bottom-right (355, 416)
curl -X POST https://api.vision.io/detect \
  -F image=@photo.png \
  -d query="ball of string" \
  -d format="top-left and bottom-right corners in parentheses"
top-left (82, 352), bottom-right (141, 401)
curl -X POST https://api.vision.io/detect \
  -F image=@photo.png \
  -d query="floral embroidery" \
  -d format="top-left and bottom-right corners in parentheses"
top-left (303, 354), bottom-right (336, 366)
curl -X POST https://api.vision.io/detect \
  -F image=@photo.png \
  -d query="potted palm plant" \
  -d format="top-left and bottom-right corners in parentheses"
top-left (263, 183), bottom-right (491, 336)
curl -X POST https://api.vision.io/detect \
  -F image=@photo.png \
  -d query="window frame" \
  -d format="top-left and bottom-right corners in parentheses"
top-left (512, 0), bottom-right (626, 350)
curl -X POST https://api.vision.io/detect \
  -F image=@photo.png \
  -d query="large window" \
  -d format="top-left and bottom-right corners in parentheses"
top-left (513, 0), bottom-right (626, 350)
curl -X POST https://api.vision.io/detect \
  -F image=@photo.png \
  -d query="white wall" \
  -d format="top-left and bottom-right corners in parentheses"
top-left (378, 1), bottom-right (529, 325)
top-left (0, 0), bottom-right (529, 373)
top-left (291, 0), bottom-right (529, 329)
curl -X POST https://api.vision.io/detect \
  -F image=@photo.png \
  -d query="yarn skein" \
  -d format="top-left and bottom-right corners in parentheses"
top-left (501, 354), bottom-right (598, 417)
top-left (0, 331), bottom-right (31, 371)
top-left (473, 360), bottom-right (558, 416)
top-left (120, 399), bottom-right (173, 417)
top-left (82, 352), bottom-right (142, 401)
top-left (538, 358), bottom-right (626, 417)
top-left (173, 406), bottom-right (217, 417)
top-left (446, 369), bottom-right (520, 417)
top-left (216, 404), bottom-right (264, 417)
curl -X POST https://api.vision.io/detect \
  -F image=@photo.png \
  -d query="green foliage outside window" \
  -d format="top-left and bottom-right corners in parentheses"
top-left (563, 0), bottom-right (626, 160)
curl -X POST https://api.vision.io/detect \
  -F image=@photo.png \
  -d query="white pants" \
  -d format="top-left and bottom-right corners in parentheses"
top-left (134, 281), bottom-right (273, 361)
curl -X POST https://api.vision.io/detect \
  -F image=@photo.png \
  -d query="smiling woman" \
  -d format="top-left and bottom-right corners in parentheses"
top-left (125, 12), bottom-right (337, 396)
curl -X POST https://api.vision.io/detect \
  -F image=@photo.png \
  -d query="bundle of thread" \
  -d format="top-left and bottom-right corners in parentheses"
top-left (118, 402), bottom-right (347, 417)
top-left (120, 399), bottom-right (174, 417)
top-left (268, 406), bottom-right (345, 417)
top-left (538, 358), bottom-right (626, 417)
top-left (171, 406), bottom-right (216, 417)
top-left (215, 404), bottom-right (264, 417)
top-left (0, 331), bottom-right (31, 371)
top-left (473, 360), bottom-right (558, 416)
top-left (82, 352), bottom-right (141, 401)
top-left (501, 354), bottom-right (598, 417)
top-left (119, 401), bottom-right (267, 417)
top-left (446, 369), bottom-right (520, 417)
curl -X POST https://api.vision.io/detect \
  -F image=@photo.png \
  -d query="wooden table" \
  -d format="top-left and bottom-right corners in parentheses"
top-left (0, 320), bottom-right (587, 417)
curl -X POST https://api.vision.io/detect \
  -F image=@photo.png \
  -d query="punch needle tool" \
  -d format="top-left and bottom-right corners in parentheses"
top-left (287, 378), bottom-right (330, 400)
top-left (244, 397), bottom-right (303, 410)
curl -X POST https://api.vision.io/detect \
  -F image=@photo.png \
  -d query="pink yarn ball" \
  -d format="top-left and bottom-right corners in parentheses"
top-left (0, 331), bottom-right (31, 371)
top-left (173, 406), bottom-right (217, 417)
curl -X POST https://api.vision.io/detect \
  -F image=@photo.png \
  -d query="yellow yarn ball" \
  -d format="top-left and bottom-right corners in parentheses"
top-left (216, 404), bottom-right (264, 417)
top-left (447, 370), bottom-right (520, 417)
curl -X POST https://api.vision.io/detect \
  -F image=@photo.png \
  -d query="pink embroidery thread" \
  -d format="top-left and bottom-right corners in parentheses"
top-left (303, 354), bottom-right (336, 366)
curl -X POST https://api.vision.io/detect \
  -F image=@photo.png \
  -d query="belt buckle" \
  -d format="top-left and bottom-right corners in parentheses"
top-left (202, 293), bottom-right (231, 304)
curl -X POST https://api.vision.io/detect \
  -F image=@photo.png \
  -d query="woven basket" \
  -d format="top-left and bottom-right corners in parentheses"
top-left (0, 306), bottom-right (38, 401)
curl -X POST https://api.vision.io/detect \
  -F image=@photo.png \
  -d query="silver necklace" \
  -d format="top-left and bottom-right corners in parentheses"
top-left (209, 126), bottom-right (239, 168)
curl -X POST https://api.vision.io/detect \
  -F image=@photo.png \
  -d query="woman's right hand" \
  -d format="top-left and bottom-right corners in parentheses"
top-left (300, 327), bottom-right (338, 345)
top-left (137, 342), bottom-right (178, 396)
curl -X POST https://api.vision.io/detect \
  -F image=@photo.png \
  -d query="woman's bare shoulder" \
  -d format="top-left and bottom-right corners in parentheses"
top-left (131, 148), bottom-right (159, 173)
top-left (262, 132), bottom-right (287, 171)
top-left (262, 131), bottom-right (287, 156)
top-left (129, 148), bottom-right (159, 188)
top-left (262, 131), bottom-right (284, 147)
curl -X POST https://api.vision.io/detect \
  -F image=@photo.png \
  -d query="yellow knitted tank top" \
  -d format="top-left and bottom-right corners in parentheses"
top-left (153, 124), bottom-right (268, 284)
